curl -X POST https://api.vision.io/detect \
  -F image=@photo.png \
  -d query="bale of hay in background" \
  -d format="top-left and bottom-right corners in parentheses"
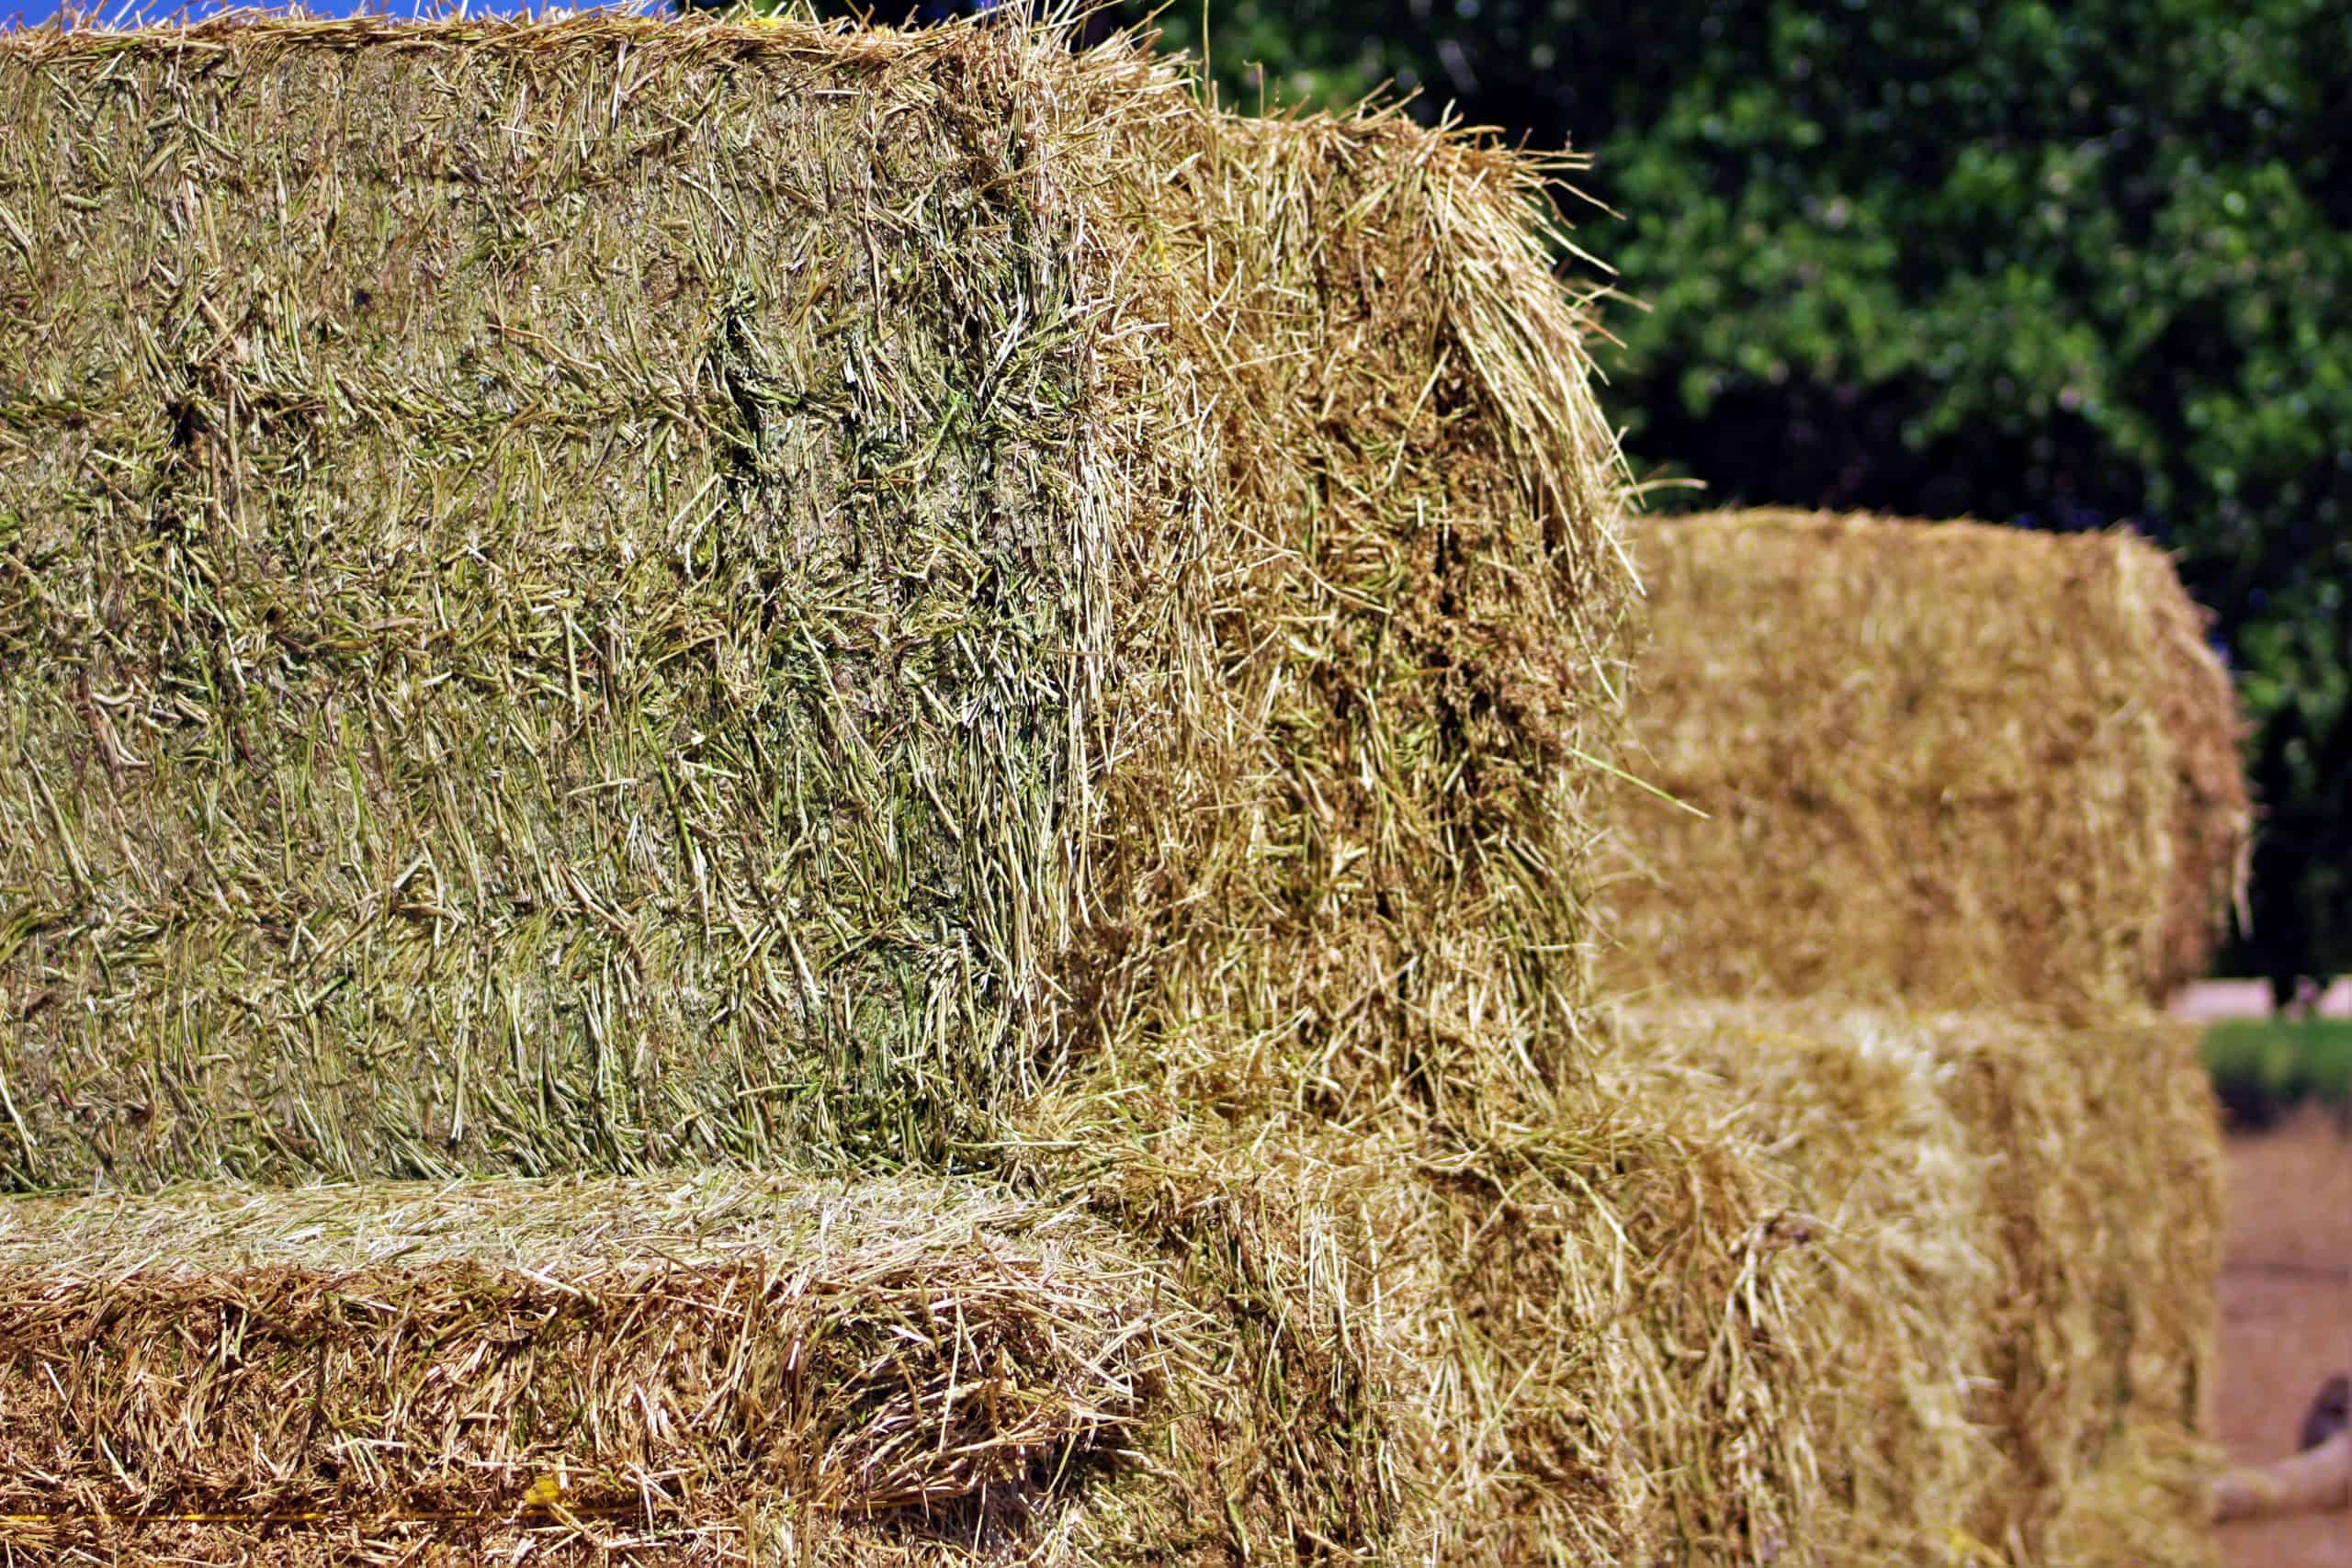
top-left (1606, 1000), bottom-right (2223, 1566)
top-left (0, 14), bottom-right (1631, 1189)
top-left (1603, 510), bottom-right (2249, 1010)
top-left (0, 1172), bottom-right (1205, 1563)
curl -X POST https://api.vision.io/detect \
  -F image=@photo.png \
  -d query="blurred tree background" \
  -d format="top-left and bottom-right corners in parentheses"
top-left (711, 0), bottom-right (2352, 996)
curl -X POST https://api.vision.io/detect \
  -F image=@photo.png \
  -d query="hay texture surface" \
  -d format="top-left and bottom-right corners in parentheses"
top-left (0, 1171), bottom-right (1198, 1562)
top-left (992, 991), bottom-right (2222, 1564)
top-left (0, 1019), bottom-right (2220, 1566)
top-left (1603, 1000), bottom-right (2222, 1567)
top-left (1604, 510), bottom-right (2248, 1010)
top-left (1001, 1073), bottom-right (1840, 1562)
top-left (0, 15), bottom-right (1630, 1188)
top-left (0, 16), bottom-right (1652, 1562)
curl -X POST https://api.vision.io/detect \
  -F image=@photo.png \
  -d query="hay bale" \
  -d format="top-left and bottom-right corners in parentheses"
top-left (7, 1031), bottom-right (2203, 1567)
top-left (0, 1096), bottom-right (1841, 1566)
top-left (1070, 90), bottom-right (1632, 1133)
top-left (1606, 999), bottom-right (2223, 1566)
top-left (0, 1171), bottom-right (1202, 1562)
top-left (0, 17), bottom-right (1645, 1557)
top-left (1004, 995), bottom-right (2215, 1562)
top-left (5, 1094), bottom-right (1775, 1566)
top-left (1002, 1076), bottom-right (1835, 1561)
top-left (0, 15), bottom-right (1630, 1187)
top-left (1604, 510), bottom-right (2249, 1009)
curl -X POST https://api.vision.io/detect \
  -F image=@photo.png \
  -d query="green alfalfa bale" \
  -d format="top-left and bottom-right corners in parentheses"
top-left (0, 16), bottom-right (1114, 1184)
top-left (0, 14), bottom-right (1634, 1188)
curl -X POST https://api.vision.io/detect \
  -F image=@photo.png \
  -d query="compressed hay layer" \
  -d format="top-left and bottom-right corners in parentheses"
top-left (0, 18), bottom-right (1652, 1557)
top-left (1001, 1076), bottom-right (1833, 1562)
top-left (0, 1095), bottom-right (1863, 1567)
top-left (0, 16), bottom-right (1631, 1187)
top-left (1604, 510), bottom-right (2249, 1010)
top-left (0, 1027), bottom-right (2215, 1568)
top-left (1001, 992), bottom-right (2222, 1563)
top-left (0, 1171), bottom-right (1200, 1562)
top-left (1604, 1000), bottom-right (2222, 1567)
top-left (0, 17), bottom-right (1115, 1181)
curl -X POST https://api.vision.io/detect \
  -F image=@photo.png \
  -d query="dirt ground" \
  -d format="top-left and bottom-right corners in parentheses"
top-left (2218, 1111), bottom-right (2352, 1568)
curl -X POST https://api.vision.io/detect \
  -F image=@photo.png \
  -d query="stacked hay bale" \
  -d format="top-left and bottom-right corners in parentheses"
top-left (0, 15), bottom-right (1107, 1181)
top-left (0, 12), bottom-right (1623, 1190)
top-left (1604, 1003), bottom-right (2222, 1565)
top-left (1595, 508), bottom-right (2244, 1563)
top-left (1606, 509), bottom-right (2248, 1010)
top-left (0, 16), bottom-right (2235, 1562)
top-left (0, 15), bottom-right (1718, 1562)
top-left (0, 1174), bottom-right (1204, 1562)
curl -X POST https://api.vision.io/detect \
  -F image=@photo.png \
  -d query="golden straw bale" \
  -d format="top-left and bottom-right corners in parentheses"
top-left (1607, 999), bottom-right (2222, 1567)
top-left (1001, 1074), bottom-right (1829, 1562)
top-left (0, 1171), bottom-right (1203, 1562)
top-left (1605, 510), bottom-right (2249, 1009)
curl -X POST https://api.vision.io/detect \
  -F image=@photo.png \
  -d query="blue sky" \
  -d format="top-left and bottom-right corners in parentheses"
top-left (3, 0), bottom-right (582, 28)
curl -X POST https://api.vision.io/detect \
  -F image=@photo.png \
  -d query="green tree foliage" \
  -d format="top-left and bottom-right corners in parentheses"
top-left (707, 0), bottom-right (2352, 991)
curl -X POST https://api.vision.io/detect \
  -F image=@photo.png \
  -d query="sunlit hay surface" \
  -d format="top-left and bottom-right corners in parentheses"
top-left (0, 16), bottom-right (1113, 1184)
top-left (0, 13), bottom-right (1648, 1563)
top-left (984, 81), bottom-right (1656, 1552)
top-left (1040, 44), bottom-right (1633, 1134)
top-left (0, 14), bottom-right (1633, 1189)
top-left (1603, 510), bottom-right (2249, 1010)
top-left (1001, 1074), bottom-right (1830, 1562)
top-left (0, 1172), bottom-right (1201, 1562)
top-left (1607, 999), bottom-right (2223, 1568)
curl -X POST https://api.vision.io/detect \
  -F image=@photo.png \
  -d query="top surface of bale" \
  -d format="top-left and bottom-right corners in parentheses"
top-left (0, 15), bottom-right (1631, 1188)
top-left (0, 1164), bottom-right (1138, 1275)
top-left (0, 1170), bottom-right (1197, 1559)
top-left (1602, 508), bottom-right (2248, 1010)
